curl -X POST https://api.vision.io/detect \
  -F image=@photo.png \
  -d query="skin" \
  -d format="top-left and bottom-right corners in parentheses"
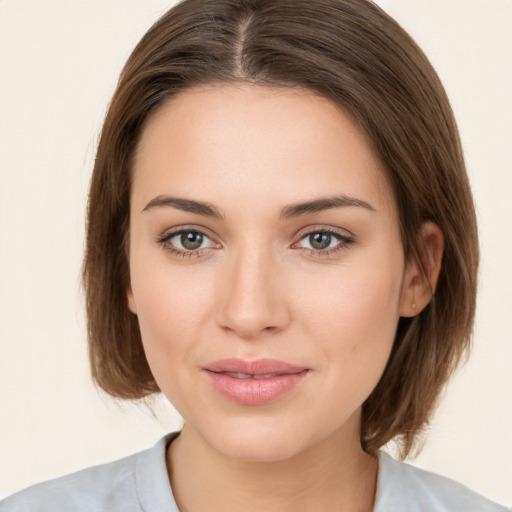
top-left (127, 84), bottom-right (443, 512)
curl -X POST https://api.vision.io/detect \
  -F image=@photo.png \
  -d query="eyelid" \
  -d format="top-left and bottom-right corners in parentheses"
top-left (292, 224), bottom-right (356, 242)
top-left (158, 224), bottom-right (217, 241)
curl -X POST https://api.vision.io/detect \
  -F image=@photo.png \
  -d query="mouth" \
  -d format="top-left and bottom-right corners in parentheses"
top-left (203, 358), bottom-right (310, 405)
top-left (220, 372), bottom-right (289, 380)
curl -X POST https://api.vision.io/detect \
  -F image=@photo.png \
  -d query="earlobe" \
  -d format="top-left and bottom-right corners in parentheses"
top-left (127, 287), bottom-right (137, 315)
top-left (399, 222), bottom-right (444, 317)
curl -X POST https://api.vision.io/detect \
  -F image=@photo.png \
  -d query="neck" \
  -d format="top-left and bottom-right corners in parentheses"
top-left (167, 417), bottom-right (378, 512)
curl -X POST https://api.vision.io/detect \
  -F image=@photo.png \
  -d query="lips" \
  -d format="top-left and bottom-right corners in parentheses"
top-left (203, 358), bottom-right (309, 405)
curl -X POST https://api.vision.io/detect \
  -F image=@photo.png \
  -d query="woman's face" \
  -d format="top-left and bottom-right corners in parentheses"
top-left (127, 85), bottom-right (413, 461)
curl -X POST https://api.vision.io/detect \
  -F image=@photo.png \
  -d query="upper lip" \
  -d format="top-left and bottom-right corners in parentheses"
top-left (204, 358), bottom-right (308, 376)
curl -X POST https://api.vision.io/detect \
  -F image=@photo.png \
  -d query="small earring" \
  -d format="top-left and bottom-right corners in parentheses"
top-left (412, 289), bottom-right (417, 310)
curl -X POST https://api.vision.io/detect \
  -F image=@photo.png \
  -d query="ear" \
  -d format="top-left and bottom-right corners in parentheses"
top-left (127, 285), bottom-right (137, 315)
top-left (399, 222), bottom-right (444, 317)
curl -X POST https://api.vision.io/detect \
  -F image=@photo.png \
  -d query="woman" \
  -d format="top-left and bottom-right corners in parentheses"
top-left (1, 0), bottom-right (508, 510)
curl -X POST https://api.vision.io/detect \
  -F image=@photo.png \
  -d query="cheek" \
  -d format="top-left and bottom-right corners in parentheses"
top-left (129, 257), bottom-right (217, 378)
top-left (296, 261), bottom-right (402, 339)
top-left (292, 255), bottom-right (403, 392)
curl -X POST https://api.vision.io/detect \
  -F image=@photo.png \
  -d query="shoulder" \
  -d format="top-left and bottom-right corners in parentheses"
top-left (0, 451), bottom-right (141, 512)
top-left (0, 434), bottom-right (178, 512)
top-left (374, 452), bottom-right (509, 512)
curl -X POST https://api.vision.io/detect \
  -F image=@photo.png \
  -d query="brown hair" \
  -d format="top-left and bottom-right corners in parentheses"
top-left (83, 0), bottom-right (478, 458)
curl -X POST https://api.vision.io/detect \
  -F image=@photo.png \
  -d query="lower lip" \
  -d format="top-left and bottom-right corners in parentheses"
top-left (205, 371), bottom-right (309, 405)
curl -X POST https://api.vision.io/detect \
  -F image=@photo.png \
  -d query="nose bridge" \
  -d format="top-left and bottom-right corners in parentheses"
top-left (216, 238), bottom-right (289, 338)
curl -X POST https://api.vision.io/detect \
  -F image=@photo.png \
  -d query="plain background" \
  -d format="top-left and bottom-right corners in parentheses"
top-left (0, 0), bottom-right (511, 505)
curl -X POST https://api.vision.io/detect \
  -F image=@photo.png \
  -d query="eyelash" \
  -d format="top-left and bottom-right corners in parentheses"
top-left (156, 226), bottom-right (355, 259)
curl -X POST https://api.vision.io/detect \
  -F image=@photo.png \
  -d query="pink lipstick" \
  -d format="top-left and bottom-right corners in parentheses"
top-left (203, 358), bottom-right (309, 405)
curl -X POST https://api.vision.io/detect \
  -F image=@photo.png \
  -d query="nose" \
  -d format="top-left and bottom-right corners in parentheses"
top-left (216, 244), bottom-right (291, 339)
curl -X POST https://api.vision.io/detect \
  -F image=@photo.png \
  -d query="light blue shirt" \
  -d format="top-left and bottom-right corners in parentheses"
top-left (1, 433), bottom-right (508, 512)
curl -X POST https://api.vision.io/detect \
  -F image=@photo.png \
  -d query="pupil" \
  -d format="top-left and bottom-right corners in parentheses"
top-left (181, 231), bottom-right (203, 250)
top-left (310, 232), bottom-right (331, 250)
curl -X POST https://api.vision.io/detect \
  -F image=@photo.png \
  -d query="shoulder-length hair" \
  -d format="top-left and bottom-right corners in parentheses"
top-left (83, 0), bottom-right (478, 458)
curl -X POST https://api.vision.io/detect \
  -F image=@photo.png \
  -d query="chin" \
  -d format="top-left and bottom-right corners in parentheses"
top-left (194, 416), bottom-right (326, 463)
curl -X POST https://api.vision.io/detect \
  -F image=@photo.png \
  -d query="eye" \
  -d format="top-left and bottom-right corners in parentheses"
top-left (293, 228), bottom-right (355, 255)
top-left (157, 228), bottom-right (219, 256)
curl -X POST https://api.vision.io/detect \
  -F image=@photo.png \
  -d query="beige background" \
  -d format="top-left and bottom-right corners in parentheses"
top-left (0, 0), bottom-right (511, 505)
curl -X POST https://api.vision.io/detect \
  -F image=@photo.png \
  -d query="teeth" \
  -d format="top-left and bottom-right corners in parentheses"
top-left (223, 372), bottom-right (279, 379)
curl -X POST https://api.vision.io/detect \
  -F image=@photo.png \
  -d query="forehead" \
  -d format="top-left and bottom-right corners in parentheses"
top-left (132, 84), bottom-right (395, 216)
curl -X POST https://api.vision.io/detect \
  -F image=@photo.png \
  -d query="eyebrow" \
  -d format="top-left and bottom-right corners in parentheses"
top-left (142, 194), bottom-right (376, 219)
top-left (142, 195), bottom-right (223, 218)
top-left (279, 195), bottom-right (376, 219)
